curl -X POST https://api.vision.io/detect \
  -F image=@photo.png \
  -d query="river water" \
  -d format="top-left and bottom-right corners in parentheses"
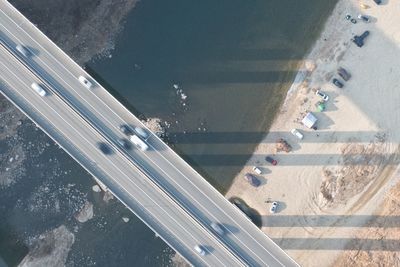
top-left (1, 0), bottom-right (338, 266)
top-left (88, 0), bottom-right (338, 192)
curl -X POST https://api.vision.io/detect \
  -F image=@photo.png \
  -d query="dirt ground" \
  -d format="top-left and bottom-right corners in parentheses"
top-left (226, 0), bottom-right (400, 266)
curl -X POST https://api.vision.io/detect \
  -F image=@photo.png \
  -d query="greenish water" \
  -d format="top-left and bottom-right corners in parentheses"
top-left (89, 0), bottom-right (338, 192)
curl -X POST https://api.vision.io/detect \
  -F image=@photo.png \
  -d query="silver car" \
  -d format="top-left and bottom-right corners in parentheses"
top-left (16, 44), bottom-right (29, 57)
top-left (210, 222), bottom-right (224, 235)
top-left (269, 201), bottom-right (278, 214)
top-left (194, 245), bottom-right (206, 256)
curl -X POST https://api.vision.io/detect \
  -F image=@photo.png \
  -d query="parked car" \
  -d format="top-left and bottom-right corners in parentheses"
top-left (291, 128), bottom-right (304, 140)
top-left (117, 138), bottom-right (131, 150)
top-left (357, 14), bottom-right (370, 23)
top-left (269, 201), bottom-right (278, 214)
top-left (265, 156), bottom-right (277, 166)
top-left (78, 76), bottom-right (93, 89)
top-left (97, 142), bottom-right (112, 155)
top-left (373, 0), bottom-right (381, 5)
top-left (16, 44), bottom-right (30, 57)
top-left (119, 124), bottom-right (132, 135)
top-left (316, 90), bottom-right (329, 101)
top-left (253, 166), bottom-right (262, 175)
top-left (194, 245), bottom-right (206, 256)
top-left (332, 78), bottom-right (344, 88)
top-left (337, 67), bottom-right (351, 81)
top-left (210, 222), bottom-right (224, 235)
top-left (244, 173), bottom-right (261, 187)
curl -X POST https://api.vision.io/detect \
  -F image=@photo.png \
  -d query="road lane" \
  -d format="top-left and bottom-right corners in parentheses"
top-left (0, 1), bottom-right (299, 266)
top-left (0, 45), bottom-right (243, 267)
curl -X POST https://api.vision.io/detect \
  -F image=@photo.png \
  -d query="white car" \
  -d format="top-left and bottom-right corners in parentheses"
top-left (252, 166), bottom-right (262, 175)
top-left (16, 44), bottom-right (29, 57)
top-left (316, 90), bottom-right (329, 102)
top-left (291, 128), bottom-right (304, 140)
top-left (269, 201), bottom-right (278, 214)
top-left (31, 82), bottom-right (47, 97)
top-left (210, 222), bottom-right (224, 235)
top-left (78, 76), bottom-right (93, 89)
top-left (130, 134), bottom-right (149, 151)
top-left (194, 245), bottom-right (206, 256)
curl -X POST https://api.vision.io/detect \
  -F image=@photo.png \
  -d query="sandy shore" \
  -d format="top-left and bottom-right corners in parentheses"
top-left (226, 0), bottom-right (400, 266)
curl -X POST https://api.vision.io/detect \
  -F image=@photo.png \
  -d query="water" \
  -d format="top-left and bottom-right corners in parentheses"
top-left (88, 0), bottom-right (338, 192)
top-left (1, 0), bottom-right (338, 266)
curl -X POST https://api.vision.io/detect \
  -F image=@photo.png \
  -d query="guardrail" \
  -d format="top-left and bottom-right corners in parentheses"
top-left (0, 40), bottom-right (248, 266)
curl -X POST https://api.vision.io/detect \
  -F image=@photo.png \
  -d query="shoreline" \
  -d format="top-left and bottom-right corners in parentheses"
top-left (226, 0), bottom-right (400, 266)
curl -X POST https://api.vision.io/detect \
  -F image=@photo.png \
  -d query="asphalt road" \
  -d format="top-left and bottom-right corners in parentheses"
top-left (0, 1), bottom-right (299, 266)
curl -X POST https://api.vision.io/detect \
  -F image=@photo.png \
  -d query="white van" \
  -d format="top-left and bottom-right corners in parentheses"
top-left (31, 82), bottom-right (47, 97)
top-left (130, 134), bottom-right (149, 151)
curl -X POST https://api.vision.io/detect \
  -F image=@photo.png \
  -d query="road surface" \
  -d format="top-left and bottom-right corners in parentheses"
top-left (0, 1), bottom-right (299, 266)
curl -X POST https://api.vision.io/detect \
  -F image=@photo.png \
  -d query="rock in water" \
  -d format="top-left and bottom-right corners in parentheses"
top-left (74, 201), bottom-right (94, 223)
top-left (18, 225), bottom-right (74, 267)
top-left (92, 185), bottom-right (101, 192)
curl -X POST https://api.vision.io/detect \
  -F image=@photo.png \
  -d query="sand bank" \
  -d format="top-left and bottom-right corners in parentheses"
top-left (226, 0), bottom-right (400, 266)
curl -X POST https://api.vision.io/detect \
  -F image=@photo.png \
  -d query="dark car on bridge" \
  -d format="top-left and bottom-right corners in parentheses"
top-left (119, 124), bottom-right (133, 136)
top-left (117, 138), bottom-right (131, 150)
top-left (97, 142), bottom-right (113, 155)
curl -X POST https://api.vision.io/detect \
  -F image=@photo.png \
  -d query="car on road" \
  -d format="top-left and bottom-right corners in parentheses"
top-left (252, 166), bottom-right (262, 175)
top-left (316, 90), bottom-right (329, 101)
top-left (265, 156), bottom-right (277, 166)
top-left (332, 78), bottom-right (344, 88)
top-left (16, 44), bottom-right (29, 57)
top-left (269, 201), bottom-right (278, 213)
top-left (134, 126), bottom-right (149, 140)
top-left (337, 67), bottom-right (351, 81)
top-left (373, 0), bottom-right (381, 4)
top-left (78, 76), bottom-right (93, 89)
top-left (119, 124), bottom-right (132, 135)
top-left (357, 14), bottom-right (370, 23)
top-left (117, 138), bottom-right (131, 150)
top-left (194, 245), bottom-right (206, 256)
top-left (130, 134), bottom-right (149, 151)
top-left (291, 128), bottom-right (304, 140)
top-left (210, 222), bottom-right (224, 235)
top-left (31, 82), bottom-right (47, 97)
top-left (244, 173), bottom-right (261, 187)
top-left (97, 142), bottom-right (112, 155)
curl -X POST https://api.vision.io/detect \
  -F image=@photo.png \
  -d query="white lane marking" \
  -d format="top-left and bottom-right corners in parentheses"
top-left (0, 57), bottom-right (230, 267)
top-left (0, 12), bottom-right (283, 267)
top-left (1, 6), bottom-right (293, 266)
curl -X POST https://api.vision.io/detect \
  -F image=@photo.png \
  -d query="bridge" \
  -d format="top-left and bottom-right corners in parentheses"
top-left (0, 1), bottom-right (298, 266)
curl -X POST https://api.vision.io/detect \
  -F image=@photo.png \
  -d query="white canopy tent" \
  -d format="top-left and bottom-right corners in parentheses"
top-left (302, 112), bottom-right (317, 129)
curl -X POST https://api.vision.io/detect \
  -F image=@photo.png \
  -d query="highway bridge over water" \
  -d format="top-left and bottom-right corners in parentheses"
top-left (0, 1), bottom-right (298, 266)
